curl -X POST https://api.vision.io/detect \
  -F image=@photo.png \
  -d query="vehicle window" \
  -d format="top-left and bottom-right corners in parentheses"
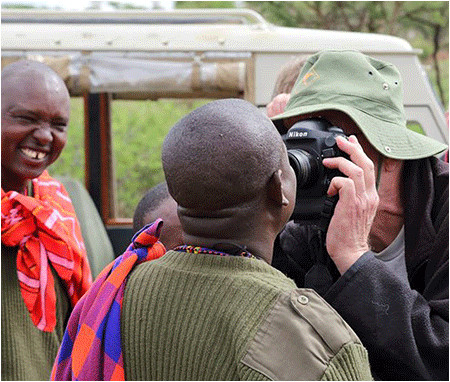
top-left (407, 121), bottom-right (425, 135)
top-left (48, 97), bottom-right (85, 183)
top-left (111, 98), bottom-right (211, 219)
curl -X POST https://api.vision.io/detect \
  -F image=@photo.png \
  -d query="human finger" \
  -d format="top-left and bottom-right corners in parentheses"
top-left (323, 155), bottom-right (365, 197)
top-left (335, 135), bottom-right (377, 193)
top-left (325, 174), bottom-right (375, 274)
top-left (326, 175), bottom-right (355, 198)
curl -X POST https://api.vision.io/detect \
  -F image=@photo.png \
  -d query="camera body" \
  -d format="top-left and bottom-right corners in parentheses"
top-left (283, 118), bottom-right (347, 224)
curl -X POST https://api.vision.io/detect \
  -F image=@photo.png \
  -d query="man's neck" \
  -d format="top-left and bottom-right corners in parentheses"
top-left (1, 173), bottom-right (30, 194)
top-left (182, 235), bottom-right (273, 264)
top-left (179, 204), bottom-right (277, 264)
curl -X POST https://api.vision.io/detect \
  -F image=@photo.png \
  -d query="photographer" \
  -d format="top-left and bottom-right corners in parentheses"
top-left (271, 50), bottom-right (448, 380)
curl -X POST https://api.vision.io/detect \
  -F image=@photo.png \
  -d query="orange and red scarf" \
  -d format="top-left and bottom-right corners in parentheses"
top-left (1, 171), bottom-right (92, 332)
top-left (52, 220), bottom-right (165, 381)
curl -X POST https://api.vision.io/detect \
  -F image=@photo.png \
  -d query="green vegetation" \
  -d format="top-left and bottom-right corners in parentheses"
top-left (426, 59), bottom-right (449, 107)
top-left (48, 98), bottom-right (85, 182)
top-left (246, 1), bottom-right (449, 106)
top-left (110, 99), bottom-right (210, 217)
top-left (50, 98), bottom-right (210, 218)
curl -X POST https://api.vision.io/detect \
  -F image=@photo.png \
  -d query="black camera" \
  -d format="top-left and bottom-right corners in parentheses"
top-left (283, 118), bottom-right (348, 226)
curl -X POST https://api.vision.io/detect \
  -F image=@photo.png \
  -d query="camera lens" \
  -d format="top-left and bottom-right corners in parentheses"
top-left (287, 149), bottom-right (319, 189)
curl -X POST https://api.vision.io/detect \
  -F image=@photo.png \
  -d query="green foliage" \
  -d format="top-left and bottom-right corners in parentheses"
top-left (106, 2), bottom-right (149, 10)
top-left (246, 1), bottom-right (448, 106)
top-left (1, 3), bottom-right (51, 9)
top-left (176, 1), bottom-right (237, 9)
top-left (48, 98), bottom-right (85, 183)
top-left (426, 59), bottom-right (449, 107)
top-left (111, 99), bottom-right (210, 217)
top-left (49, 98), bottom-right (211, 218)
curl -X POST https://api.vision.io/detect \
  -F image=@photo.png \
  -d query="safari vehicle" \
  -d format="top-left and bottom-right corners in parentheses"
top-left (2, 8), bottom-right (448, 272)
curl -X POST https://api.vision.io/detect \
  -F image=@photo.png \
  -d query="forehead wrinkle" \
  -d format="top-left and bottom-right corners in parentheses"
top-left (3, 73), bottom-right (70, 120)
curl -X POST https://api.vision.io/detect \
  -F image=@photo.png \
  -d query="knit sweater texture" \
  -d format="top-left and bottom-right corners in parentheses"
top-left (1, 244), bottom-right (70, 381)
top-left (122, 250), bottom-right (372, 380)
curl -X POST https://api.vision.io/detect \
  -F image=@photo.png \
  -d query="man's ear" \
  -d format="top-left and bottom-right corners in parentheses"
top-left (268, 169), bottom-right (290, 206)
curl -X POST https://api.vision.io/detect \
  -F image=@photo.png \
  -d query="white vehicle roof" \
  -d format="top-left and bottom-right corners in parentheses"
top-left (2, 8), bottom-right (447, 143)
top-left (2, 8), bottom-right (415, 53)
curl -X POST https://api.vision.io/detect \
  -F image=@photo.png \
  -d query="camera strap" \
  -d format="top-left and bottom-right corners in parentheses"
top-left (318, 195), bottom-right (339, 233)
top-left (304, 228), bottom-right (334, 296)
top-left (305, 194), bottom-right (341, 295)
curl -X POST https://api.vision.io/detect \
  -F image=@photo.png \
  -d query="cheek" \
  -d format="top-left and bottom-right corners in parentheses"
top-left (46, 132), bottom-right (68, 166)
top-left (358, 139), bottom-right (379, 164)
top-left (54, 132), bottom-right (68, 154)
top-left (1, 123), bottom-right (28, 153)
top-left (2, 120), bottom-right (22, 139)
top-left (1, 139), bottom-right (12, 166)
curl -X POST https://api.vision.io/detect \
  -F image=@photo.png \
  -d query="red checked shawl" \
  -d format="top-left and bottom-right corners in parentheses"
top-left (51, 219), bottom-right (165, 381)
top-left (1, 170), bottom-right (92, 332)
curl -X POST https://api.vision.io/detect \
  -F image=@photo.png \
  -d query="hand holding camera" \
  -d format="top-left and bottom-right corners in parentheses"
top-left (322, 134), bottom-right (379, 274)
top-left (283, 118), bottom-right (379, 275)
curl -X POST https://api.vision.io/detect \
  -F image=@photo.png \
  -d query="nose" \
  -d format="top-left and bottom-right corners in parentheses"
top-left (33, 124), bottom-right (53, 145)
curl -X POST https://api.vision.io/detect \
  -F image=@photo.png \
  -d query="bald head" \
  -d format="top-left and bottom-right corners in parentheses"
top-left (2, 60), bottom-right (68, 94)
top-left (2, 60), bottom-right (70, 122)
top-left (1, 60), bottom-right (71, 192)
top-left (162, 99), bottom-right (286, 211)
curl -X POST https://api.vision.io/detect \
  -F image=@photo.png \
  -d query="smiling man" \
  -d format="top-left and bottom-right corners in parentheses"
top-left (1, 61), bottom-right (70, 192)
top-left (1, 60), bottom-right (92, 381)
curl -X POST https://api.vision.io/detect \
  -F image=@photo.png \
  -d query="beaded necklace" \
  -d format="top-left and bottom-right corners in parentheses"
top-left (174, 244), bottom-right (258, 260)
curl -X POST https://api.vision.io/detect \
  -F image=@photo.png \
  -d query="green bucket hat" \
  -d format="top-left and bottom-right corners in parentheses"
top-left (271, 50), bottom-right (447, 160)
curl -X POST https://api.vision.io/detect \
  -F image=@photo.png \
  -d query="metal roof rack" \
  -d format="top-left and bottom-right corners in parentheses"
top-left (1, 8), bottom-right (269, 25)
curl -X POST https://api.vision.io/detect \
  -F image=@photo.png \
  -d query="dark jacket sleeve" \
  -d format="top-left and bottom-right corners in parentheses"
top-left (325, 158), bottom-right (449, 381)
top-left (324, 252), bottom-right (448, 381)
top-left (274, 158), bottom-right (449, 380)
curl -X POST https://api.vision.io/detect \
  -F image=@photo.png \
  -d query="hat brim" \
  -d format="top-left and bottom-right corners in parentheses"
top-left (272, 103), bottom-right (447, 160)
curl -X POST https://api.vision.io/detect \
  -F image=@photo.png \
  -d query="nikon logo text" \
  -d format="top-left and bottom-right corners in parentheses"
top-left (288, 131), bottom-right (308, 138)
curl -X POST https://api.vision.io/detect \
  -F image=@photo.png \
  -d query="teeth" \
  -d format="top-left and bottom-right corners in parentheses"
top-left (21, 148), bottom-right (47, 160)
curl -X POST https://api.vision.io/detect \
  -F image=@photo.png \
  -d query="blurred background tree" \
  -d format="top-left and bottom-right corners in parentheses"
top-left (176, 1), bottom-right (237, 8)
top-left (242, 1), bottom-right (449, 106)
top-left (173, 1), bottom-right (448, 106)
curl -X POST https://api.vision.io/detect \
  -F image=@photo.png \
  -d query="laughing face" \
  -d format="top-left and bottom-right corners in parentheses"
top-left (1, 62), bottom-right (70, 193)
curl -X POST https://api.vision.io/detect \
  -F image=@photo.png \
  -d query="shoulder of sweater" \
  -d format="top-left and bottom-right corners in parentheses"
top-left (241, 288), bottom-right (370, 380)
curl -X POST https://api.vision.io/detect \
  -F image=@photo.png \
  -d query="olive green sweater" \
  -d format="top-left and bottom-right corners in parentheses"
top-left (122, 250), bottom-right (372, 380)
top-left (1, 244), bottom-right (70, 381)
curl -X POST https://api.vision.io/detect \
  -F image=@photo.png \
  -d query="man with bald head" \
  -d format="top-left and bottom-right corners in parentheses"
top-left (53, 98), bottom-right (376, 380)
top-left (1, 60), bottom-right (92, 380)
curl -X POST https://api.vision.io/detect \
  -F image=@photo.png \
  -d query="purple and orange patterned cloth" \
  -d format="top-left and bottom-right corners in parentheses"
top-left (51, 219), bottom-right (166, 381)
